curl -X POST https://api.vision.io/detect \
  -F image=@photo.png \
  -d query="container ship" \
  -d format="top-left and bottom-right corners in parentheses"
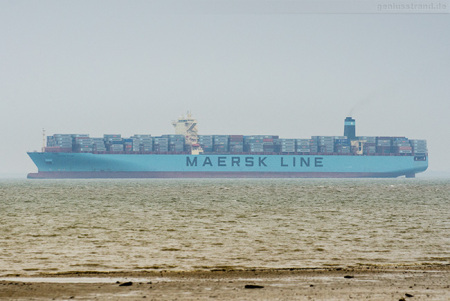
top-left (27, 115), bottom-right (428, 179)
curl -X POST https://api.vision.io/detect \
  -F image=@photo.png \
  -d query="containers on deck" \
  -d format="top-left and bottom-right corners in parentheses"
top-left (44, 133), bottom-right (427, 156)
top-left (198, 135), bottom-right (213, 152)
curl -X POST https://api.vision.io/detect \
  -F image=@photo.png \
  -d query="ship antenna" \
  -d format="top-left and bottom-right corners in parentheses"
top-left (42, 128), bottom-right (46, 152)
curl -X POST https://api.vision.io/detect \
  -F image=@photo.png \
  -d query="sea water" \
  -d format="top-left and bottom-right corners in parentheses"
top-left (0, 179), bottom-right (448, 276)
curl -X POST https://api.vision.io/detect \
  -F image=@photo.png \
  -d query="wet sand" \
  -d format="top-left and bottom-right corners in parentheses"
top-left (1, 266), bottom-right (449, 300)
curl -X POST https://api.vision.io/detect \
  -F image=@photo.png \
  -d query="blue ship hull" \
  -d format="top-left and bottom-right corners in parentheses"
top-left (27, 152), bottom-right (428, 178)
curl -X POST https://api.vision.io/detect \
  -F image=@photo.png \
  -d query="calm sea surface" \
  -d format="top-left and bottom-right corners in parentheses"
top-left (0, 179), bottom-right (449, 276)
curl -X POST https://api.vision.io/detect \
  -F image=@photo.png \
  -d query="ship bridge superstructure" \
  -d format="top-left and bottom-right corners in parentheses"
top-left (172, 112), bottom-right (203, 154)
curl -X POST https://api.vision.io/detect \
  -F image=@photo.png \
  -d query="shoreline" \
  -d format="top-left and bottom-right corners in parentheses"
top-left (2, 264), bottom-right (450, 277)
top-left (1, 266), bottom-right (449, 300)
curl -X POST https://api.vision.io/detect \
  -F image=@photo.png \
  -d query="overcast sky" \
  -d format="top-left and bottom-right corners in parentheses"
top-left (1, 1), bottom-right (449, 176)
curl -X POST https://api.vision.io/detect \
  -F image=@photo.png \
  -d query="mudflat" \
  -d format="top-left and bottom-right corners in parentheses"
top-left (1, 266), bottom-right (449, 300)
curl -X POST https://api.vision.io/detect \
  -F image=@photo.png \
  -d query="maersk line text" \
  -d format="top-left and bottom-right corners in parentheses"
top-left (186, 156), bottom-right (324, 167)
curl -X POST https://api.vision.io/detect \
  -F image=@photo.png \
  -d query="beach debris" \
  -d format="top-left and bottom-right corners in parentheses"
top-left (399, 298), bottom-right (406, 301)
top-left (244, 284), bottom-right (264, 289)
top-left (405, 293), bottom-right (414, 298)
top-left (344, 275), bottom-right (354, 279)
top-left (119, 281), bottom-right (133, 286)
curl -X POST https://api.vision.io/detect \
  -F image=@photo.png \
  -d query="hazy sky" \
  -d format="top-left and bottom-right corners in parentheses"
top-left (1, 1), bottom-right (449, 176)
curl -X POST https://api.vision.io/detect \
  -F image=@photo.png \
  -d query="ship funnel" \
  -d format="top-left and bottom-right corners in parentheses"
top-left (344, 117), bottom-right (356, 140)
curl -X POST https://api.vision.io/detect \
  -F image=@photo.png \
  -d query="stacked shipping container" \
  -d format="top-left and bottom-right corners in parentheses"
top-left (44, 133), bottom-right (427, 156)
top-left (334, 136), bottom-right (351, 154)
top-left (312, 136), bottom-right (335, 153)
top-left (376, 137), bottom-right (392, 154)
top-left (104, 135), bottom-right (123, 152)
top-left (46, 134), bottom-right (73, 152)
top-left (392, 137), bottom-right (412, 154)
top-left (198, 135), bottom-right (213, 152)
top-left (296, 139), bottom-right (311, 153)
top-left (229, 135), bottom-right (244, 153)
top-left (154, 137), bottom-right (169, 152)
top-left (410, 139), bottom-right (427, 155)
top-left (244, 136), bottom-right (264, 153)
top-left (163, 135), bottom-right (185, 152)
top-left (132, 135), bottom-right (153, 152)
top-left (213, 135), bottom-right (229, 152)
top-left (279, 138), bottom-right (296, 153)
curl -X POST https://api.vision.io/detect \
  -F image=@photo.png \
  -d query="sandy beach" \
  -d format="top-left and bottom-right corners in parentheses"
top-left (1, 266), bottom-right (449, 300)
